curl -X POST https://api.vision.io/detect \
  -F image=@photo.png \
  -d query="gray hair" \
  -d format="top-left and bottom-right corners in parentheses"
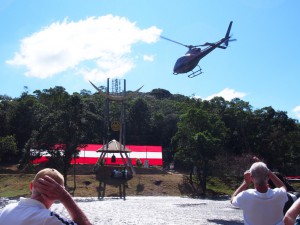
top-left (250, 162), bottom-right (269, 186)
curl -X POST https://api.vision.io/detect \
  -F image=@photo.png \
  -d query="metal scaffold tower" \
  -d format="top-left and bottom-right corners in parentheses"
top-left (94, 78), bottom-right (135, 175)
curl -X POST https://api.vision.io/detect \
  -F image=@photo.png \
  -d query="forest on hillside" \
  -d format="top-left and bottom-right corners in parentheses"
top-left (1, 86), bottom-right (300, 194)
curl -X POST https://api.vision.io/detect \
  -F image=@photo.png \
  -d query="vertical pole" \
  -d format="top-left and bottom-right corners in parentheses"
top-left (123, 79), bottom-right (126, 151)
top-left (105, 78), bottom-right (110, 151)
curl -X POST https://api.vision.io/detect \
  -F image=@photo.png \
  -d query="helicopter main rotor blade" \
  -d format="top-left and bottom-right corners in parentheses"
top-left (160, 35), bottom-right (190, 48)
top-left (197, 42), bottom-right (212, 47)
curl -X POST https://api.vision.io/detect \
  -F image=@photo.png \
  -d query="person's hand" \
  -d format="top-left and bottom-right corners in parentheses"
top-left (33, 175), bottom-right (69, 202)
top-left (252, 156), bottom-right (261, 162)
top-left (34, 175), bottom-right (93, 225)
top-left (244, 170), bottom-right (252, 185)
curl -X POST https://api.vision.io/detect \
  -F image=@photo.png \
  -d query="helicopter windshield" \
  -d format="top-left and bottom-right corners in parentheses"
top-left (185, 48), bottom-right (201, 55)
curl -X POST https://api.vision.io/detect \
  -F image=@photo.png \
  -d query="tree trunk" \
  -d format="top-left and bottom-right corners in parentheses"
top-left (189, 165), bottom-right (197, 194)
top-left (73, 159), bottom-right (77, 192)
top-left (202, 159), bottom-right (208, 196)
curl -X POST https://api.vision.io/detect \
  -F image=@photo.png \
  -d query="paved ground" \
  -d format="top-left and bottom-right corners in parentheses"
top-left (1, 196), bottom-right (244, 224)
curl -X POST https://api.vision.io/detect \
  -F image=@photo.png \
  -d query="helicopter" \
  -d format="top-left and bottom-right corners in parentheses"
top-left (161, 21), bottom-right (235, 78)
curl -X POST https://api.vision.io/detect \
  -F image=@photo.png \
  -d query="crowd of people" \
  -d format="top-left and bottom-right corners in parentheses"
top-left (1, 159), bottom-right (300, 224)
top-left (231, 158), bottom-right (300, 225)
top-left (111, 167), bottom-right (130, 179)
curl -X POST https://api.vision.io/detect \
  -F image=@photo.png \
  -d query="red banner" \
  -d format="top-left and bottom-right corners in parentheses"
top-left (31, 144), bottom-right (163, 166)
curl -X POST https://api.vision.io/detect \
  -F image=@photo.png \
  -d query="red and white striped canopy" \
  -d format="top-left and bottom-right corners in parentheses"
top-left (31, 143), bottom-right (163, 166)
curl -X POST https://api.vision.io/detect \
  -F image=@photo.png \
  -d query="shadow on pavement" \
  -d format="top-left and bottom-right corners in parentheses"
top-left (207, 219), bottom-right (243, 225)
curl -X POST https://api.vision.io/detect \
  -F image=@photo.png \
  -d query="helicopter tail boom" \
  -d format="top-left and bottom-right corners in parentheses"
top-left (224, 21), bottom-right (233, 47)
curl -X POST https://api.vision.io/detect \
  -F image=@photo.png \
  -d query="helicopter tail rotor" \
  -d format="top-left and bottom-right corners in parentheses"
top-left (229, 38), bottom-right (237, 42)
top-left (226, 36), bottom-right (237, 47)
top-left (224, 21), bottom-right (233, 46)
top-left (218, 37), bottom-right (236, 49)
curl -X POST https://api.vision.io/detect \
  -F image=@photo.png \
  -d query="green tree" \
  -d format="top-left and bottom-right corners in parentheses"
top-left (79, 92), bottom-right (104, 143)
top-left (127, 98), bottom-right (151, 144)
top-left (0, 95), bottom-right (16, 137)
top-left (251, 107), bottom-right (299, 172)
top-left (32, 88), bottom-right (87, 186)
top-left (0, 135), bottom-right (17, 162)
top-left (173, 108), bottom-right (228, 195)
top-left (149, 88), bottom-right (172, 99)
top-left (223, 98), bottom-right (253, 155)
top-left (11, 92), bottom-right (43, 161)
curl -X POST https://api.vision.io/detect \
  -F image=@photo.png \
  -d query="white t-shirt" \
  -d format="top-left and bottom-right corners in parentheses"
top-left (232, 188), bottom-right (288, 225)
top-left (0, 198), bottom-right (77, 225)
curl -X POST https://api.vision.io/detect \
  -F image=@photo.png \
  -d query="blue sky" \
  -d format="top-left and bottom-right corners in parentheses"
top-left (1, 0), bottom-right (300, 119)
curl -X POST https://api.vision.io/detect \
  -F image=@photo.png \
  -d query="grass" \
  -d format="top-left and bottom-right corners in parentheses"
top-left (0, 174), bottom-right (34, 197)
top-left (0, 173), bottom-right (186, 198)
top-left (0, 164), bottom-right (238, 198)
top-left (207, 177), bottom-right (237, 195)
top-left (0, 164), bottom-right (188, 198)
top-left (0, 174), bottom-right (233, 198)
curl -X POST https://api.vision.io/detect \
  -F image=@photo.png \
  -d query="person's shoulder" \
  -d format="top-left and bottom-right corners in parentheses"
top-left (243, 189), bottom-right (256, 194)
top-left (234, 189), bottom-right (256, 198)
top-left (268, 188), bottom-right (288, 201)
top-left (274, 187), bottom-right (287, 193)
top-left (231, 189), bottom-right (256, 208)
top-left (0, 198), bottom-right (22, 212)
top-left (267, 187), bottom-right (286, 195)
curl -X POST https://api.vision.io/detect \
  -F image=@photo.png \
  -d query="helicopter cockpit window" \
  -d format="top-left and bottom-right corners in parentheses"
top-left (191, 48), bottom-right (201, 53)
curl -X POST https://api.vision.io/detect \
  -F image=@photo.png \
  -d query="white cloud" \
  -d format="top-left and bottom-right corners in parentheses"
top-left (204, 88), bottom-right (247, 101)
top-left (143, 54), bottom-right (154, 62)
top-left (6, 15), bottom-right (162, 82)
top-left (292, 106), bottom-right (300, 119)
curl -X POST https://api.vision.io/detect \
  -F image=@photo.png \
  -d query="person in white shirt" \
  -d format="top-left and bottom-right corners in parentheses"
top-left (231, 162), bottom-right (288, 225)
top-left (0, 168), bottom-right (92, 225)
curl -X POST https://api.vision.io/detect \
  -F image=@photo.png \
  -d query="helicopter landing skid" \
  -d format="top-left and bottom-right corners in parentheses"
top-left (188, 66), bottom-right (203, 78)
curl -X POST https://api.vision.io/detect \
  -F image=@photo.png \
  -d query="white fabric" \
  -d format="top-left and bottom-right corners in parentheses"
top-left (232, 188), bottom-right (288, 225)
top-left (0, 197), bottom-right (77, 225)
top-left (288, 192), bottom-right (298, 201)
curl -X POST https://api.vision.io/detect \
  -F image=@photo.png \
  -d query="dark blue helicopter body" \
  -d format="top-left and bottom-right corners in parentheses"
top-left (173, 48), bottom-right (201, 74)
